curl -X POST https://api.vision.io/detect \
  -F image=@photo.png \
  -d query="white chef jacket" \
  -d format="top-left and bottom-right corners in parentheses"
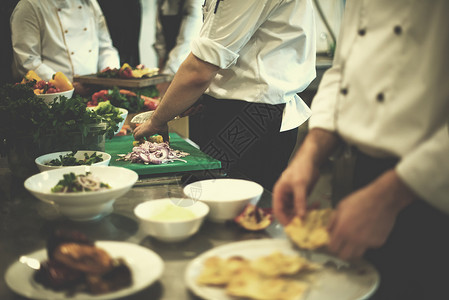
top-left (191, 0), bottom-right (316, 132)
top-left (10, 0), bottom-right (120, 81)
top-left (154, 0), bottom-right (203, 76)
top-left (309, 0), bottom-right (449, 213)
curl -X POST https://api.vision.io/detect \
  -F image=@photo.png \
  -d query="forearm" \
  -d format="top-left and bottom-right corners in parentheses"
top-left (151, 53), bottom-right (219, 125)
top-left (292, 128), bottom-right (340, 168)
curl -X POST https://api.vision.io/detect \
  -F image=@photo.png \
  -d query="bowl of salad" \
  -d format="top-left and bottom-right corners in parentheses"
top-left (35, 150), bottom-right (111, 172)
top-left (24, 166), bottom-right (138, 221)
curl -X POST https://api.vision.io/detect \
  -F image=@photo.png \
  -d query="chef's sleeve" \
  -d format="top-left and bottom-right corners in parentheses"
top-left (10, 1), bottom-right (55, 81)
top-left (190, 0), bottom-right (272, 69)
top-left (396, 124), bottom-right (449, 214)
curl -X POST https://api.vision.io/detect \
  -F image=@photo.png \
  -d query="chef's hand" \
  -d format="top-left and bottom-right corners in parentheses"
top-left (272, 128), bottom-right (338, 226)
top-left (133, 116), bottom-right (169, 143)
top-left (327, 169), bottom-right (416, 260)
top-left (272, 152), bottom-right (320, 226)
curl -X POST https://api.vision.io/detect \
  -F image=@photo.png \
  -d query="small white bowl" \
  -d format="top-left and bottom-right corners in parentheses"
top-left (36, 88), bottom-right (74, 105)
top-left (183, 178), bottom-right (263, 223)
top-left (35, 150), bottom-right (111, 172)
top-left (114, 108), bottom-right (128, 135)
top-left (24, 166), bottom-right (138, 221)
top-left (134, 198), bottom-right (209, 242)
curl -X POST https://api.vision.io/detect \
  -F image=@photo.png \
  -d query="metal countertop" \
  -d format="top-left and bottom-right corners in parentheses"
top-left (0, 158), bottom-right (285, 300)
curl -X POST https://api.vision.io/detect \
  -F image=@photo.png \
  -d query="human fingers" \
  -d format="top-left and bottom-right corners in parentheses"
top-left (272, 180), bottom-right (295, 226)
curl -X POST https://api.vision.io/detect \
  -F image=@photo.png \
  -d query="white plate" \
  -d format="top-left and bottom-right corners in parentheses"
top-left (185, 239), bottom-right (379, 300)
top-left (5, 241), bottom-right (164, 300)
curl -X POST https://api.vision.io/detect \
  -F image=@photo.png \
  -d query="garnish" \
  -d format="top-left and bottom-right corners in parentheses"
top-left (51, 172), bottom-right (111, 193)
top-left (46, 151), bottom-right (104, 166)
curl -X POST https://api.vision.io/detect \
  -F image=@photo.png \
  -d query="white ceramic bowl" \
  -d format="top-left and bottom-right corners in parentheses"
top-left (24, 166), bottom-right (138, 221)
top-left (114, 108), bottom-right (128, 135)
top-left (134, 198), bottom-right (209, 242)
top-left (36, 88), bottom-right (74, 105)
top-left (183, 178), bottom-right (263, 223)
top-left (35, 150), bottom-right (111, 172)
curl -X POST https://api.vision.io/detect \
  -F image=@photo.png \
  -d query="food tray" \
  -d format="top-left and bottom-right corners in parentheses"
top-left (73, 74), bottom-right (173, 88)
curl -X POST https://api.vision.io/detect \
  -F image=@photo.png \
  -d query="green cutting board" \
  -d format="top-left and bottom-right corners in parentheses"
top-left (105, 134), bottom-right (222, 176)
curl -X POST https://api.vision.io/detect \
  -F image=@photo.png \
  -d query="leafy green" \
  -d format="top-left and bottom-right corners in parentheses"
top-left (47, 151), bottom-right (104, 166)
top-left (0, 83), bottom-right (122, 142)
top-left (105, 87), bottom-right (144, 113)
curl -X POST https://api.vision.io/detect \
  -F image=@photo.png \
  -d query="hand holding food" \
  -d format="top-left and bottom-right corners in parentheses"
top-left (284, 208), bottom-right (333, 250)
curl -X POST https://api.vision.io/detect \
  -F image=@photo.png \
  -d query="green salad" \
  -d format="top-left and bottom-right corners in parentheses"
top-left (46, 151), bottom-right (104, 166)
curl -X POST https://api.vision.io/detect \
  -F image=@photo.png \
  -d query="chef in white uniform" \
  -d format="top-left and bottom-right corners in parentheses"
top-left (273, 1), bottom-right (449, 299)
top-left (134, 0), bottom-right (316, 191)
top-left (10, 0), bottom-right (119, 89)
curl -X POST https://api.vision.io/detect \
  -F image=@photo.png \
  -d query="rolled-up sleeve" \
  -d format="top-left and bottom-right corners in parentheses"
top-left (190, 37), bottom-right (238, 69)
top-left (191, 0), bottom-right (271, 69)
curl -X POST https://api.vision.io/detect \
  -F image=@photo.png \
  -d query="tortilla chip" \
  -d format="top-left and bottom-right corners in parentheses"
top-left (250, 251), bottom-right (319, 277)
top-left (284, 208), bottom-right (333, 250)
top-left (196, 256), bottom-right (249, 286)
top-left (226, 268), bottom-right (308, 300)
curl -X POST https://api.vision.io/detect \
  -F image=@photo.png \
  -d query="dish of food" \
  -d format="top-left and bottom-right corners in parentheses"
top-left (51, 172), bottom-right (111, 193)
top-left (185, 239), bottom-right (379, 300)
top-left (46, 151), bottom-right (105, 166)
top-left (5, 240), bottom-right (164, 300)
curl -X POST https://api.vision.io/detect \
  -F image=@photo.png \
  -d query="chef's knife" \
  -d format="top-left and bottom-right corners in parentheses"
top-left (130, 111), bottom-right (154, 124)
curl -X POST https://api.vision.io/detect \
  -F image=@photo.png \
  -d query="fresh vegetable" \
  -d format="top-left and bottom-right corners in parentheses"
top-left (20, 71), bottom-right (73, 94)
top-left (51, 172), bottom-right (111, 193)
top-left (97, 63), bottom-right (158, 79)
top-left (118, 141), bottom-right (188, 165)
top-left (88, 87), bottom-right (159, 113)
top-left (49, 72), bottom-right (74, 92)
top-left (46, 151), bottom-right (104, 166)
top-left (0, 82), bottom-right (120, 142)
top-left (21, 70), bottom-right (42, 84)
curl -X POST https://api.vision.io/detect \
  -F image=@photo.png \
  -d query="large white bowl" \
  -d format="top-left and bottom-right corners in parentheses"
top-left (134, 198), bottom-right (209, 242)
top-left (35, 150), bottom-right (111, 172)
top-left (114, 108), bottom-right (128, 135)
top-left (36, 88), bottom-right (74, 105)
top-left (24, 166), bottom-right (138, 221)
top-left (183, 178), bottom-right (263, 223)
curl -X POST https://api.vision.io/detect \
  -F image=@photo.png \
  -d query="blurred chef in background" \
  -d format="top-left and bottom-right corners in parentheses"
top-left (273, 1), bottom-right (449, 299)
top-left (134, 0), bottom-right (316, 191)
top-left (10, 0), bottom-right (119, 95)
top-left (154, 0), bottom-right (203, 98)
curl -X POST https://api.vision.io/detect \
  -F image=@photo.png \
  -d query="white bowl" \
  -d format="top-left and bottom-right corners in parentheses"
top-left (36, 88), bottom-right (74, 105)
top-left (183, 178), bottom-right (263, 223)
top-left (35, 150), bottom-right (111, 172)
top-left (134, 198), bottom-right (209, 242)
top-left (114, 108), bottom-right (128, 135)
top-left (24, 166), bottom-right (138, 221)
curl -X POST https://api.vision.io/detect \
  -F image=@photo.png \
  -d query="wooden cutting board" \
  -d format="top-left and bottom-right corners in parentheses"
top-left (73, 74), bottom-right (173, 88)
top-left (105, 134), bottom-right (222, 176)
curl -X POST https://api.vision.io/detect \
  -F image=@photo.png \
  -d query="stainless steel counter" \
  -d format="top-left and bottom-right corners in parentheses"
top-left (0, 158), bottom-right (286, 300)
